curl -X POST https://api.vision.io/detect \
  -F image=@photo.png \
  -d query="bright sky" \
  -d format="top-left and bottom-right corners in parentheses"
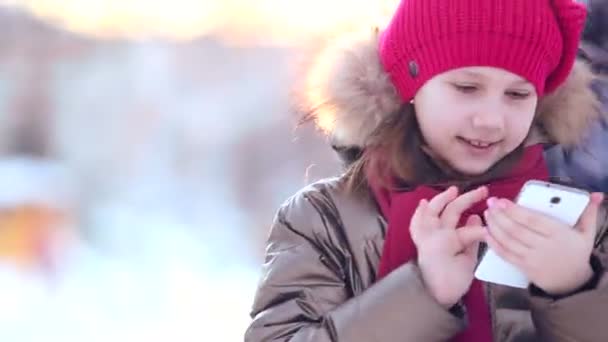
top-left (11, 0), bottom-right (400, 44)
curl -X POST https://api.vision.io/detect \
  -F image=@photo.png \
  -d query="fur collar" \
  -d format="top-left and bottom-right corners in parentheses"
top-left (295, 28), bottom-right (603, 150)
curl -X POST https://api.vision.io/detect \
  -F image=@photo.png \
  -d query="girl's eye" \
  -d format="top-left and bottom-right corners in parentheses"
top-left (453, 84), bottom-right (478, 93)
top-left (506, 91), bottom-right (530, 100)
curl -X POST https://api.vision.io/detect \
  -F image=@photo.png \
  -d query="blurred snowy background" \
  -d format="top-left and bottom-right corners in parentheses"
top-left (0, 0), bottom-right (399, 341)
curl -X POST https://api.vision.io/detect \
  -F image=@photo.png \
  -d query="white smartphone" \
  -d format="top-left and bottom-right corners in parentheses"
top-left (474, 180), bottom-right (590, 288)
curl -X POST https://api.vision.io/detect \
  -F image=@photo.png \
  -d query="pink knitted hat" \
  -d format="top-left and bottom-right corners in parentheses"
top-left (379, 0), bottom-right (588, 101)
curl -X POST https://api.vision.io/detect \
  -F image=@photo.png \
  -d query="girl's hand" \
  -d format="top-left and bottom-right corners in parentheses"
top-left (412, 186), bottom-right (488, 308)
top-left (484, 193), bottom-right (603, 295)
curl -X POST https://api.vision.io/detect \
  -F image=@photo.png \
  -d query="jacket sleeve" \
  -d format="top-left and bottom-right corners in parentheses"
top-left (245, 191), bottom-right (465, 342)
top-left (528, 204), bottom-right (608, 342)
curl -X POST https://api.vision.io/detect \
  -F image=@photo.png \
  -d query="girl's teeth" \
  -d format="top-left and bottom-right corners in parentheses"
top-left (468, 139), bottom-right (490, 147)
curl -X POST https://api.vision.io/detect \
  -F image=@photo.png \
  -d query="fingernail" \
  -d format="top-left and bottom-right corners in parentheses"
top-left (487, 197), bottom-right (497, 207)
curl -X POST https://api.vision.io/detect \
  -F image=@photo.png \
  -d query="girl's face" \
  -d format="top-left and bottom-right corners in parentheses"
top-left (414, 67), bottom-right (538, 175)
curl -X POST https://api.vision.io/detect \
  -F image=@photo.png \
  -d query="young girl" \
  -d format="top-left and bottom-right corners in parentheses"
top-left (246, 0), bottom-right (608, 341)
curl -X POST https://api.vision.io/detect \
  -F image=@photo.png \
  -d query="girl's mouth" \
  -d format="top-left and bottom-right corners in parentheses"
top-left (457, 137), bottom-right (500, 153)
top-left (458, 137), bottom-right (498, 148)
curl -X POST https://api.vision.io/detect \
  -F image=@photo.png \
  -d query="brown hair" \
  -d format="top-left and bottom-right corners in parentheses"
top-left (344, 103), bottom-right (525, 194)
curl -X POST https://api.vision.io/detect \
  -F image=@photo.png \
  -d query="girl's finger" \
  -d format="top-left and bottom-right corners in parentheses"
top-left (484, 208), bottom-right (529, 258)
top-left (494, 199), bottom-right (560, 237)
top-left (441, 187), bottom-right (488, 229)
top-left (427, 186), bottom-right (459, 217)
top-left (410, 199), bottom-right (430, 240)
top-left (466, 214), bottom-right (482, 227)
top-left (484, 233), bottom-right (525, 269)
top-left (457, 225), bottom-right (487, 247)
top-left (485, 204), bottom-right (545, 248)
top-left (577, 192), bottom-right (603, 239)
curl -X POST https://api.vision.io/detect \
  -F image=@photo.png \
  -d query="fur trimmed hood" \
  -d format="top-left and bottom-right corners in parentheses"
top-left (295, 28), bottom-right (604, 152)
